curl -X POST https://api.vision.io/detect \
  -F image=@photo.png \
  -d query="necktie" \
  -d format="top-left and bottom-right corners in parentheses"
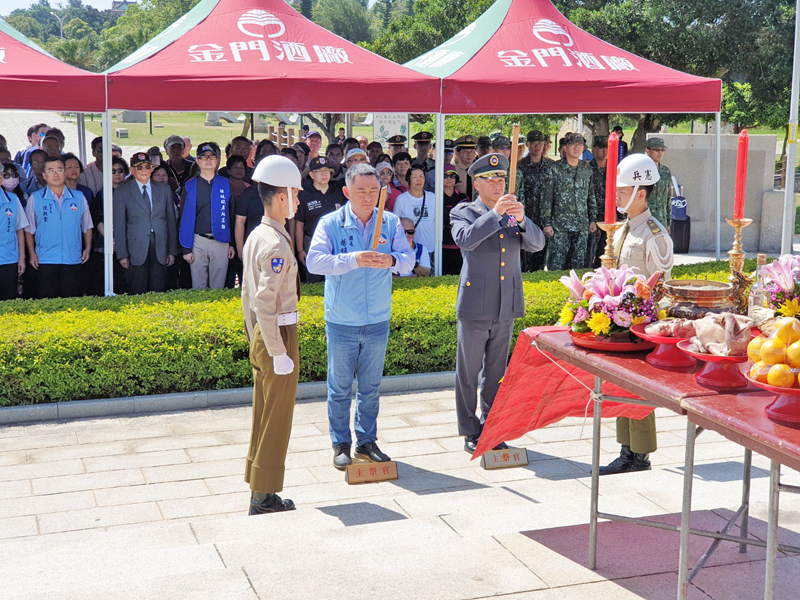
top-left (142, 186), bottom-right (151, 214)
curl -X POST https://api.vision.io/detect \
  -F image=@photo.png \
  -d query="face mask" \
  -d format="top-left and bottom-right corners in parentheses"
top-left (619, 185), bottom-right (639, 214)
top-left (2, 178), bottom-right (19, 191)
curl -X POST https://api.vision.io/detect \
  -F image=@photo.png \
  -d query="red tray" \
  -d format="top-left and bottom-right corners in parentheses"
top-left (630, 323), bottom-right (696, 369)
top-left (744, 373), bottom-right (800, 429)
top-left (676, 339), bottom-right (748, 391)
top-left (569, 330), bottom-right (655, 353)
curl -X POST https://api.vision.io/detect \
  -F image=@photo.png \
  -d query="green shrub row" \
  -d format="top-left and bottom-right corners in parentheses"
top-left (0, 260), bottom-right (756, 406)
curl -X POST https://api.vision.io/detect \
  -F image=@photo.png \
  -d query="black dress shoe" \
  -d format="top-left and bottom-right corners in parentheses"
top-left (464, 434), bottom-right (480, 454)
top-left (628, 452), bottom-right (652, 472)
top-left (599, 445), bottom-right (634, 476)
top-left (354, 441), bottom-right (391, 462)
top-left (493, 441), bottom-right (509, 450)
top-left (249, 493), bottom-right (295, 515)
top-left (333, 443), bottom-right (352, 471)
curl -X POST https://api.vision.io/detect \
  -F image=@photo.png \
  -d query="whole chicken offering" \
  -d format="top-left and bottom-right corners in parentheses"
top-left (686, 313), bottom-right (754, 356)
top-left (644, 318), bottom-right (696, 338)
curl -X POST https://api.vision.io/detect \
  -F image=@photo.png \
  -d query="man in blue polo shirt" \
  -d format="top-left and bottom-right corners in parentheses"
top-left (24, 156), bottom-right (93, 298)
top-left (306, 163), bottom-right (414, 470)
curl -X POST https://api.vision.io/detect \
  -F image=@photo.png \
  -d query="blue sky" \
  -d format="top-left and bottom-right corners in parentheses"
top-left (2, 1), bottom-right (116, 17)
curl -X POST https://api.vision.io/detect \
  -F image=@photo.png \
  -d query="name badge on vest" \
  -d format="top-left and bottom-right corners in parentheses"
top-left (271, 258), bottom-right (284, 274)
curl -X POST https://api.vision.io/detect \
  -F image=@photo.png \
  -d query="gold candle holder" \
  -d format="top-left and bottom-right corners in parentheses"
top-left (726, 217), bottom-right (753, 314)
top-left (597, 221), bottom-right (624, 269)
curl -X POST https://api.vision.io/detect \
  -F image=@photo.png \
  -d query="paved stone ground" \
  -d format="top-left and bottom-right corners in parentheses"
top-left (1, 389), bottom-right (799, 599)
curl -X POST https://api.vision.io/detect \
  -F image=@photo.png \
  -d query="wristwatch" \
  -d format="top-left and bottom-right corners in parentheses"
top-left (391, 256), bottom-right (397, 267)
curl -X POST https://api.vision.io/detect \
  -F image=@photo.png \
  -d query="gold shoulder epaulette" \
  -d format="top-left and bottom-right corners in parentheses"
top-left (647, 218), bottom-right (664, 236)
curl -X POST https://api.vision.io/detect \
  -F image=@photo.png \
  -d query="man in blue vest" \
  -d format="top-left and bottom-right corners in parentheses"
top-left (306, 163), bottom-right (415, 470)
top-left (23, 156), bottom-right (92, 299)
top-left (179, 142), bottom-right (235, 289)
top-left (0, 163), bottom-right (29, 300)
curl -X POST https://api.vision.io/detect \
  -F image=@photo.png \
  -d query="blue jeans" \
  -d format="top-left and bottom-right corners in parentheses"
top-left (325, 320), bottom-right (390, 446)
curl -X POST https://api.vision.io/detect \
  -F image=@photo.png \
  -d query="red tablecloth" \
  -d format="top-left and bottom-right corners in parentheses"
top-left (474, 326), bottom-right (655, 458)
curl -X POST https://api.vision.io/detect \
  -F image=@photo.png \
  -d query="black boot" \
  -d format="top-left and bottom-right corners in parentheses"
top-left (249, 492), bottom-right (296, 515)
top-left (599, 445), bottom-right (634, 476)
top-left (627, 452), bottom-right (652, 472)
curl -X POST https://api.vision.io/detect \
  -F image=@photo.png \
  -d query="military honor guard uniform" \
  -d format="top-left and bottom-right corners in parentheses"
top-left (450, 153), bottom-right (546, 453)
top-left (601, 153), bottom-right (674, 475)
top-left (387, 135), bottom-right (408, 157)
top-left (453, 135), bottom-right (478, 198)
top-left (241, 155), bottom-right (303, 513)
top-left (410, 131), bottom-right (435, 171)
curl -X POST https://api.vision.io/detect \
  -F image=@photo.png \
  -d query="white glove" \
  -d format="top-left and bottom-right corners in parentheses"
top-left (273, 353), bottom-right (294, 375)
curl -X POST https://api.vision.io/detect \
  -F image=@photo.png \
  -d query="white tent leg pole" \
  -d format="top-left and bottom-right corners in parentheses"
top-left (783, 0), bottom-right (800, 255)
top-left (345, 114), bottom-right (353, 138)
top-left (434, 113), bottom-right (445, 276)
top-left (577, 113), bottom-right (583, 139)
top-left (77, 113), bottom-right (86, 166)
top-left (716, 112), bottom-right (721, 261)
top-left (102, 111), bottom-right (115, 296)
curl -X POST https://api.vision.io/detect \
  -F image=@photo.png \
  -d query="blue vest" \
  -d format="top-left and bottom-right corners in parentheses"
top-left (33, 187), bottom-right (84, 265)
top-left (321, 205), bottom-right (397, 326)
top-left (180, 175), bottom-right (231, 248)
top-left (0, 190), bottom-right (21, 266)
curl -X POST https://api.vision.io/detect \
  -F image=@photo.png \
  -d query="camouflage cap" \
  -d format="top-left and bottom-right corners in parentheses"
top-left (491, 135), bottom-right (511, 149)
top-left (563, 132), bottom-right (585, 146)
top-left (526, 130), bottom-right (545, 143)
top-left (593, 135), bottom-right (608, 148)
top-left (646, 137), bottom-right (667, 149)
top-left (476, 136), bottom-right (491, 149)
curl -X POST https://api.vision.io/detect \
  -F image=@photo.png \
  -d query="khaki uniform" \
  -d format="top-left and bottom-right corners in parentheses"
top-left (241, 216), bottom-right (300, 493)
top-left (613, 208), bottom-right (674, 453)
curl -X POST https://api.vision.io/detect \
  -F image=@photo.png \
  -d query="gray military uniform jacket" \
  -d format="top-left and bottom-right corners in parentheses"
top-left (450, 198), bottom-right (545, 321)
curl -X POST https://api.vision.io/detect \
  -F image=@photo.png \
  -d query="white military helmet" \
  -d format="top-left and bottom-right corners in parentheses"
top-left (616, 153), bottom-right (660, 188)
top-left (252, 155), bottom-right (302, 188)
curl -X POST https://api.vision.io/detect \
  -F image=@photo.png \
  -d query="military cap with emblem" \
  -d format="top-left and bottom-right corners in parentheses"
top-left (454, 135), bottom-right (477, 149)
top-left (593, 135), bottom-right (608, 148)
top-left (411, 131), bottom-right (434, 142)
top-left (646, 137), bottom-right (667, 149)
top-left (526, 130), bottom-right (545, 143)
top-left (444, 139), bottom-right (455, 151)
top-left (468, 153), bottom-right (509, 179)
top-left (491, 135), bottom-right (511, 149)
top-left (563, 132), bottom-right (586, 146)
top-left (308, 156), bottom-right (331, 171)
top-left (387, 135), bottom-right (407, 147)
top-left (130, 152), bottom-right (151, 167)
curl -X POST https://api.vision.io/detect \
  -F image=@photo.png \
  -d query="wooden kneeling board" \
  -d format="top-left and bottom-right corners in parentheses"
top-left (345, 459), bottom-right (398, 484)
top-left (480, 448), bottom-right (529, 470)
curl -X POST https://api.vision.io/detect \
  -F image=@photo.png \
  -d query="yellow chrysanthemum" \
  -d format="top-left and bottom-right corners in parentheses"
top-left (587, 312), bottom-right (611, 335)
top-left (656, 309), bottom-right (668, 321)
top-left (777, 298), bottom-right (800, 318)
top-left (559, 305), bottom-right (575, 325)
top-left (631, 315), bottom-right (646, 326)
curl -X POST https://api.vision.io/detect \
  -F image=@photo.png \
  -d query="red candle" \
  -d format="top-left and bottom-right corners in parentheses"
top-left (733, 130), bottom-right (748, 220)
top-left (604, 132), bottom-right (619, 224)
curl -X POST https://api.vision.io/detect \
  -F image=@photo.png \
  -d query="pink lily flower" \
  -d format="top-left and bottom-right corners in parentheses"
top-left (582, 265), bottom-right (637, 307)
top-left (762, 255), bottom-right (800, 294)
top-left (558, 270), bottom-right (585, 301)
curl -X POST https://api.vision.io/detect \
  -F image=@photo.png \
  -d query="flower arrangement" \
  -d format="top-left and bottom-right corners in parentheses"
top-left (558, 266), bottom-right (660, 337)
top-left (762, 255), bottom-right (800, 318)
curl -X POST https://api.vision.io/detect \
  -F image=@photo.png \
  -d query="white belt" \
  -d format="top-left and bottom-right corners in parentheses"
top-left (277, 311), bottom-right (298, 326)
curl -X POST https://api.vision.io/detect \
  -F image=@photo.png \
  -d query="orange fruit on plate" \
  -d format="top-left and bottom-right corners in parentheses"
top-left (750, 361), bottom-right (770, 384)
top-left (748, 336), bottom-right (766, 363)
top-left (788, 341), bottom-right (800, 368)
top-left (760, 337), bottom-right (787, 365)
top-left (775, 318), bottom-right (800, 346)
top-left (768, 364), bottom-right (796, 388)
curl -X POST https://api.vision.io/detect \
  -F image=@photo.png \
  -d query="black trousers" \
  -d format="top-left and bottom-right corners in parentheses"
top-left (454, 318), bottom-right (515, 436)
top-left (125, 235), bottom-right (167, 295)
top-left (0, 263), bottom-right (18, 300)
top-left (441, 247), bottom-right (463, 276)
top-left (36, 264), bottom-right (82, 299)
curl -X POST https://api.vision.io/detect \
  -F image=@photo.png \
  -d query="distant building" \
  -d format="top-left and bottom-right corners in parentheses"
top-left (110, 1), bottom-right (137, 15)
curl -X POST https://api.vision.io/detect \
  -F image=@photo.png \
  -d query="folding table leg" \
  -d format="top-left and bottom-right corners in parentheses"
top-left (740, 448), bottom-right (752, 554)
top-left (589, 375), bottom-right (603, 570)
top-left (677, 421), bottom-right (697, 600)
top-left (764, 460), bottom-right (780, 600)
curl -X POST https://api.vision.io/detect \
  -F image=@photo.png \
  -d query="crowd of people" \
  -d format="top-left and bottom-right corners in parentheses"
top-left (0, 120), bottom-right (673, 300)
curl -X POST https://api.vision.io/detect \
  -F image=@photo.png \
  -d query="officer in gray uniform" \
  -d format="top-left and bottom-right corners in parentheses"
top-left (600, 153), bottom-right (674, 475)
top-left (450, 154), bottom-right (546, 453)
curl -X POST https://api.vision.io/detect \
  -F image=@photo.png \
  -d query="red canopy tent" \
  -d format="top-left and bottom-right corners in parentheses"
top-left (406, 0), bottom-right (721, 114)
top-left (105, 0), bottom-right (440, 112)
top-left (0, 18), bottom-right (105, 112)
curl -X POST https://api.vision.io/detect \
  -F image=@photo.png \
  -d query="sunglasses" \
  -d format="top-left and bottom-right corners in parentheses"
top-left (444, 173), bottom-right (457, 179)
top-left (2, 171), bottom-right (19, 178)
top-left (134, 164), bottom-right (153, 171)
top-left (112, 168), bottom-right (125, 174)
top-left (404, 229), bottom-right (416, 235)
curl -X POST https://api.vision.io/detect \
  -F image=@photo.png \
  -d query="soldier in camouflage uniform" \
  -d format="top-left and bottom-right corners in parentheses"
top-left (515, 130), bottom-right (550, 272)
top-left (541, 133), bottom-right (597, 271)
top-left (645, 138), bottom-right (673, 230)
top-left (587, 136), bottom-right (608, 268)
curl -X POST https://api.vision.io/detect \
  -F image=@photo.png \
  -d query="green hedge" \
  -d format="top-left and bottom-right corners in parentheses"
top-left (0, 259), bottom-right (756, 407)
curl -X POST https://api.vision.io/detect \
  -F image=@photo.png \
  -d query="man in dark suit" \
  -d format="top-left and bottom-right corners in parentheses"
top-left (450, 153), bottom-right (546, 454)
top-left (113, 152), bottom-right (177, 294)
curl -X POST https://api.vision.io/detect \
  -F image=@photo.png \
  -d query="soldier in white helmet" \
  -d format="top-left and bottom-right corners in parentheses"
top-left (241, 155), bottom-right (302, 513)
top-left (600, 153), bottom-right (674, 476)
